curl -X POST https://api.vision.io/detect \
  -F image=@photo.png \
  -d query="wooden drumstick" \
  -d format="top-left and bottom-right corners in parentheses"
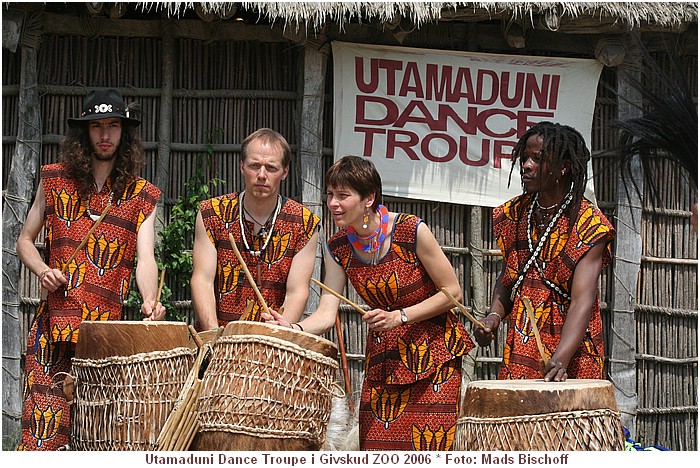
top-left (311, 278), bottom-right (366, 316)
top-left (228, 233), bottom-right (271, 316)
top-left (61, 204), bottom-right (112, 273)
top-left (154, 268), bottom-right (166, 305)
top-left (522, 296), bottom-right (549, 367)
top-left (188, 324), bottom-right (204, 349)
top-left (440, 287), bottom-right (485, 328)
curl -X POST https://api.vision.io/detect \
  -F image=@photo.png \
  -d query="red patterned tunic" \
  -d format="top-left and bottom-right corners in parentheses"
top-left (327, 213), bottom-right (474, 451)
top-left (18, 163), bottom-right (160, 451)
top-left (199, 193), bottom-right (320, 325)
top-left (493, 194), bottom-right (615, 380)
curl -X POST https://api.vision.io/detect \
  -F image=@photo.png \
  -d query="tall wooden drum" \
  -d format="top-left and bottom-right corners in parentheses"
top-left (71, 321), bottom-right (194, 450)
top-left (192, 321), bottom-right (341, 451)
top-left (454, 379), bottom-right (625, 451)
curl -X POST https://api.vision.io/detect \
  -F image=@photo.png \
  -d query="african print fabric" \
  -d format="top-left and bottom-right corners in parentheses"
top-left (200, 193), bottom-right (320, 326)
top-left (18, 163), bottom-right (160, 450)
top-left (493, 194), bottom-right (615, 380)
top-left (327, 213), bottom-right (474, 450)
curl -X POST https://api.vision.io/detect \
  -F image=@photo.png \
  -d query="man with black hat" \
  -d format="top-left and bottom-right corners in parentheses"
top-left (15, 88), bottom-right (165, 450)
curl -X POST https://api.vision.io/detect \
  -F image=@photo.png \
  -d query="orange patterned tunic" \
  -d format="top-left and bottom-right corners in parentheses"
top-left (19, 163), bottom-right (160, 451)
top-left (327, 213), bottom-right (474, 451)
top-left (199, 193), bottom-right (320, 325)
top-left (493, 194), bottom-right (615, 380)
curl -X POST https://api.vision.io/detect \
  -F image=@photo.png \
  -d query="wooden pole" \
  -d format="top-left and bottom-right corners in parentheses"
top-left (334, 314), bottom-right (354, 413)
top-left (2, 42), bottom-right (42, 446)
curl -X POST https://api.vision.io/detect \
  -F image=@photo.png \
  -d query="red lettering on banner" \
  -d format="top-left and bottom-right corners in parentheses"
top-left (354, 127), bottom-right (386, 157)
top-left (458, 138), bottom-right (490, 167)
top-left (475, 69), bottom-right (498, 105)
top-left (394, 101), bottom-right (440, 128)
top-left (426, 64), bottom-right (454, 102)
top-left (386, 130), bottom-right (420, 160)
top-left (355, 56), bottom-right (563, 108)
top-left (421, 134), bottom-right (457, 163)
top-left (355, 57), bottom-right (404, 94)
top-left (492, 140), bottom-right (516, 169)
top-left (500, 72), bottom-right (525, 108)
top-left (452, 68), bottom-right (474, 103)
top-left (356, 95), bottom-right (398, 125)
top-left (548, 75), bottom-right (560, 109)
top-left (399, 62), bottom-right (424, 98)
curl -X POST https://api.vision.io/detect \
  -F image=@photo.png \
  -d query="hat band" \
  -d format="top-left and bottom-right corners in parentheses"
top-left (81, 103), bottom-right (126, 118)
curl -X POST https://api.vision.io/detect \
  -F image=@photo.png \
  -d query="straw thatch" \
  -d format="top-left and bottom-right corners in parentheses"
top-left (141, 2), bottom-right (698, 30)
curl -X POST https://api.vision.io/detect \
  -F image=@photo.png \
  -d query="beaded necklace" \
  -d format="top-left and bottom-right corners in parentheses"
top-left (87, 191), bottom-right (113, 222)
top-left (347, 205), bottom-right (389, 264)
top-left (238, 191), bottom-right (282, 256)
top-left (510, 185), bottom-right (574, 301)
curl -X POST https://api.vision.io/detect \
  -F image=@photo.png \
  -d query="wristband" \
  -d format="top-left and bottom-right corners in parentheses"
top-left (293, 323), bottom-right (304, 332)
top-left (486, 311), bottom-right (502, 321)
top-left (39, 268), bottom-right (51, 282)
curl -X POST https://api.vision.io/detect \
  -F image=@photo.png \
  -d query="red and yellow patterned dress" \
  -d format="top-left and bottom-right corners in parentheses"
top-left (18, 163), bottom-right (160, 450)
top-left (199, 193), bottom-right (320, 325)
top-left (493, 194), bottom-right (615, 380)
top-left (327, 213), bottom-right (474, 451)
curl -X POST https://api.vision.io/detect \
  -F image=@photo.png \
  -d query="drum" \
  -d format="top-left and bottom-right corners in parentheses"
top-left (71, 321), bottom-right (195, 450)
top-left (192, 321), bottom-right (342, 451)
top-left (454, 379), bottom-right (625, 451)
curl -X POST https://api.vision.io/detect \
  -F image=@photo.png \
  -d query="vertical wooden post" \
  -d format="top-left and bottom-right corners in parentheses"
top-left (298, 31), bottom-right (329, 314)
top-left (2, 44), bottom-right (41, 448)
top-left (609, 38), bottom-right (643, 434)
top-left (465, 205), bottom-right (485, 383)
top-left (155, 21), bottom-right (174, 237)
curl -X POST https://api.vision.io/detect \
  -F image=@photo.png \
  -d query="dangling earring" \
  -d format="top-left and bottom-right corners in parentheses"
top-left (561, 170), bottom-right (565, 175)
top-left (362, 208), bottom-right (369, 229)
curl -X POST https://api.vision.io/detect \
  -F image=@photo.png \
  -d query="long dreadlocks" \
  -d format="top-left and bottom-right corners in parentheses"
top-left (508, 121), bottom-right (591, 218)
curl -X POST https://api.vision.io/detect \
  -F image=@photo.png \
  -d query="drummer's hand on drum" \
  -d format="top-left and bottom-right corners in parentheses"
top-left (262, 309), bottom-right (291, 328)
top-left (540, 357), bottom-right (568, 382)
top-left (474, 313), bottom-right (500, 347)
top-left (142, 300), bottom-right (166, 321)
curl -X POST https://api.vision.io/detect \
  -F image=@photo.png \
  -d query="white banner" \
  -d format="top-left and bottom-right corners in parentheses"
top-left (332, 41), bottom-right (603, 207)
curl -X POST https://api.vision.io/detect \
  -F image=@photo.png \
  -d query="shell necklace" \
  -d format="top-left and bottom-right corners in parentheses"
top-left (238, 190), bottom-right (282, 256)
top-left (510, 184), bottom-right (573, 301)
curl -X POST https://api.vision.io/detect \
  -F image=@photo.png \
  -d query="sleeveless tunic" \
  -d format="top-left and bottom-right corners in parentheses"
top-left (200, 192), bottom-right (320, 325)
top-left (493, 194), bottom-right (615, 380)
top-left (327, 213), bottom-right (474, 450)
top-left (18, 163), bottom-right (160, 450)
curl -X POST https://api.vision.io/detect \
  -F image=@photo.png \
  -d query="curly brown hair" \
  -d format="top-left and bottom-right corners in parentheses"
top-left (59, 123), bottom-right (145, 199)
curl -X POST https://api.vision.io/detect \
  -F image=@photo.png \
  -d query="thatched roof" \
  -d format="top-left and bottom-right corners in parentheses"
top-left (144, 2), bottom-right (698, 31)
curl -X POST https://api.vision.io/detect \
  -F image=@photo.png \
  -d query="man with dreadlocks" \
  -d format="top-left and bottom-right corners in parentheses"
top-left (15, 88), bottom-right (165, 450)
top-left (474, 121), bottom-right (615, 382)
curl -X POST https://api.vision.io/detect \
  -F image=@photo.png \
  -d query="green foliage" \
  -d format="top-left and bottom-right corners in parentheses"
top-left (126, 129), bottom-right (223, 322)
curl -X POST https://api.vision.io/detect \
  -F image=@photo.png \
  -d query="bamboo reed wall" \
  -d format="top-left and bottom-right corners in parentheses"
top-left (2, 13), bottom-right (696, 451)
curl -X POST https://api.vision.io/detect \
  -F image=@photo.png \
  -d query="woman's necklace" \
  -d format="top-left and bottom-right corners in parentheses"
top-left (87, 191), bottom-right (113, 222)
top-left (347, 205), bottom-right (390, 265)
top-left (238, 191), bottom-right (281, 256)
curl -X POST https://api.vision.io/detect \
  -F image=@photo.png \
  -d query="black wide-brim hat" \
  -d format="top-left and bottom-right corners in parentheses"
top-left (67, 88), bottom-right (141, 127)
